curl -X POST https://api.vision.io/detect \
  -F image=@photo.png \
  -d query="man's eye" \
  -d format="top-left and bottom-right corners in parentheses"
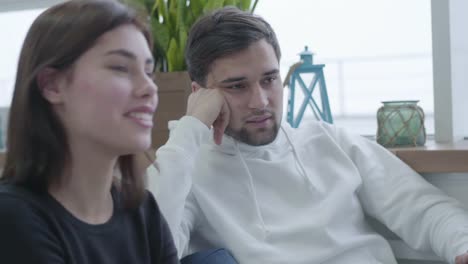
top-left (226, 84), bottom-right (245, 90)
top-left (263, 76), bottom-right (277, 84)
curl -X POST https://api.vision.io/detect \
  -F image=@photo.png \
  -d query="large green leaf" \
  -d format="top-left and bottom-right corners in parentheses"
top-left (150, 0), bottom-right (158, 15)
top-left (166, 38), bottom-right (179, 72)
top-left (191, 0), bottom-right (204, 19)
top-left (156, 0), bottom-right (168, 22)
top-left (239, 0), bottom-right (251, 10)
top-left (128, 0), bottom-right (260, 71)
top-left (203, 0), bottom-right (225, 13)
top-left (175, 0), bottom-right (186, 31)
top-left (151, 19), bottom-right (169, 70)
top-left (151, 18), bottom-right (170, 52)
top-left (225, 0), bottom-right (234, 5)
top-left (178, 26), bottom-right (188, 68)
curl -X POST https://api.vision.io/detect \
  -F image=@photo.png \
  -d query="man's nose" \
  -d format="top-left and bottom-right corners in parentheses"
top-left (248, 84), bottom-right (268, 109)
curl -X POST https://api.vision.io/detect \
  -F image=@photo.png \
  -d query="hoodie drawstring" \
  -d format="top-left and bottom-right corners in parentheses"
top-left (280, 126), bottom-right (317, 192)
top-left (234, 141), bottom-right (268, 239)
top-left (233, 126), bottom-right (318, 239)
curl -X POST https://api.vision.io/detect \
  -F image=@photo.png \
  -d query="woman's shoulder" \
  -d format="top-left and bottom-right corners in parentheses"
top-left (136, 190), bottom-right (170, 231)
top-left (0, 183), bottom-right (45, 210)
top-left (138, 189), bottom-right (161, 218)
top-left (0, 183), bottom-right (50, 222)
top-left (0, 183), bottom-right (53, 236)
top-left (0, 184), bottom-right (66, 262)
top-left (138, 190), bottom-right (178, 260)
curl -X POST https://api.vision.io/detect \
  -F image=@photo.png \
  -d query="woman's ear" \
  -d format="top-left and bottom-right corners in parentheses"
top-left (191, 81), bottom-right (201, 93)
top-left (37, 67), bottom-right (65, 104)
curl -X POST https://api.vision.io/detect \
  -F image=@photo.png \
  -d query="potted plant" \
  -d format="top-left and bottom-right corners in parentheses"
top-left (128, 0), bottom-right (259, 72)
top-left (126, 0), bottom-right (259, 149)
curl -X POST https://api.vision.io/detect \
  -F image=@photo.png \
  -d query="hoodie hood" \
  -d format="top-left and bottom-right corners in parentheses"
top-left (208, 123), bottom-right (292, 160)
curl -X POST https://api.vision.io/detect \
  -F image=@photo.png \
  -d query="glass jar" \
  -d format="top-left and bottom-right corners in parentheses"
top-left (376, 100), bottom-right (426, 147)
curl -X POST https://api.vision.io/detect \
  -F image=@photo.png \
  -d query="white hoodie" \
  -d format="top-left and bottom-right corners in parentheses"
top-left (149, 116), bottom-right (468, 264)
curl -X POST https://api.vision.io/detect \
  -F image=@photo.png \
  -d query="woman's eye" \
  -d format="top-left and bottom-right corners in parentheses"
top-left (146, 72), bottom-right (155, 79)
top-left (109, 65), bottom-right (128, 73)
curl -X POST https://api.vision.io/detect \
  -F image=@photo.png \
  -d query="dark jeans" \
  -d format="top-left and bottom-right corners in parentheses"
top-left (181, 249), bottom-right (237, 264)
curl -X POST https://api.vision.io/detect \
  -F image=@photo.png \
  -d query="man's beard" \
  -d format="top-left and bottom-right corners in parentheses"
top-left (224, 111), bottom-right (280, 146)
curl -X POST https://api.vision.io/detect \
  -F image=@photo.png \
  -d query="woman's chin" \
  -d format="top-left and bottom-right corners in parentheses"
top-left (119, 138), bottom-right (152, 155)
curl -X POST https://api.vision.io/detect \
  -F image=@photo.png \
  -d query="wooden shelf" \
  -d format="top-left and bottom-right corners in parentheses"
top-left (388, 139), bottom-right (468, 173)
top-left (1, 140), bottom-right (468, 174)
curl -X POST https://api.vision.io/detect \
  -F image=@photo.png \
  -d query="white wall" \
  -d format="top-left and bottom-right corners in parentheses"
top-left (448, 0), bottom-right (468, 141)
top-left (432, 0), bottom-right (468, 142)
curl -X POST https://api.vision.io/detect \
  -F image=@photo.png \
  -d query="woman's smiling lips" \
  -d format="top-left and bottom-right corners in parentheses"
top-left (125, 105), bottom-right (155, 128)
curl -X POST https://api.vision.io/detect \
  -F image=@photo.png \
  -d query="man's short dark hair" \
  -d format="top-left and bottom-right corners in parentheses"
top-left (185, 6), bottom-right (281, 86)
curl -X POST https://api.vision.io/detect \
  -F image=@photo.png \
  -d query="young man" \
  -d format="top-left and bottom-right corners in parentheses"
top-left (150, 7), bottom-right (468, 264)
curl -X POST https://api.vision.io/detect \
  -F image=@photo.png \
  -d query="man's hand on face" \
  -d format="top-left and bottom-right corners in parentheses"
top-left (456, 253), bottom-right (468, 264)
top-left (186, 88), bottom-right (230, 145)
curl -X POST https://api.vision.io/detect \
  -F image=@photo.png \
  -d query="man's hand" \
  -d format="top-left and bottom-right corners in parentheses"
top-left (186, 88), bottom-right (230, 145)
top-left (456, 253), bottom-right (468, 264)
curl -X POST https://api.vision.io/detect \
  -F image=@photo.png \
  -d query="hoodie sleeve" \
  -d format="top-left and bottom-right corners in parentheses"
top-left (323, 123), bottom-right (468, 264)
top-left (147, 116), bottom-right (210, 257)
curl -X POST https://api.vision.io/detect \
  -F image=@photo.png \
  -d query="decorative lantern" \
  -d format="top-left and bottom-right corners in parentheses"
top-left (284, 46), bottom-right (332, 128)
top-left (376, 100), bottom-right (426, 147)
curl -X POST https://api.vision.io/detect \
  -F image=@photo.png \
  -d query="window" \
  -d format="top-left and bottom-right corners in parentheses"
top-left (256, 0), bottom-right (433, 136)
top-left (0, 8), bottom-right (44, 149)
top-left (0, 8), bottom-right (44, 107)
top-left (1, 1), bottom-right (462, 140)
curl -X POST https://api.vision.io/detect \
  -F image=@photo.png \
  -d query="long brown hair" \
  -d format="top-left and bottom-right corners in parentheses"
top-left (1, 0), bottom-right (153, 209)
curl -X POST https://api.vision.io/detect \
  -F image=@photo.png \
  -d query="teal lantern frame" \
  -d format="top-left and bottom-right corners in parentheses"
top-left (285, 46), bottom-right (333, 128)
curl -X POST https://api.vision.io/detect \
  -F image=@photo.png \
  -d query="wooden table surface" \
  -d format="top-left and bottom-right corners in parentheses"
top-left (1, 140), bottom-right (468, 173)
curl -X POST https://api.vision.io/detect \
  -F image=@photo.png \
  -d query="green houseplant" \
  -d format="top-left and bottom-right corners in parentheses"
top-left (125, 0), bottom-right (259, 148)
top-left (128, 0), bottom-right (259, 72)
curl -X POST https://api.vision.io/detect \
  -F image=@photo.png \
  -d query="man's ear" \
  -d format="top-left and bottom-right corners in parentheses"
top-left (37, 67), bottom-right (65, 104)
top-left (191, 81), bottom-right (202, 93)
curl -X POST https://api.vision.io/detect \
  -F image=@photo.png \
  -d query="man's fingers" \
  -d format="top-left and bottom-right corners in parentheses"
top-left (186, 86), bottom-right (230, 144)
top-left (186, 88), bottom-right (226, 129)
top-left (219, 99), bottom-right (230, 130)
top-left (213, 127), bottom-right (223, 145)
top-left (212, 114), bottom-right (227, 145)
top-left (455, 253), bottom-right (468, 264)
top-left (212, 99), bottom-right (230, 145)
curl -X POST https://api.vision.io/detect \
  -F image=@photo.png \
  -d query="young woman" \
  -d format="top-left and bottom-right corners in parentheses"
top-left (0, 0), bottom-right (178, 263)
